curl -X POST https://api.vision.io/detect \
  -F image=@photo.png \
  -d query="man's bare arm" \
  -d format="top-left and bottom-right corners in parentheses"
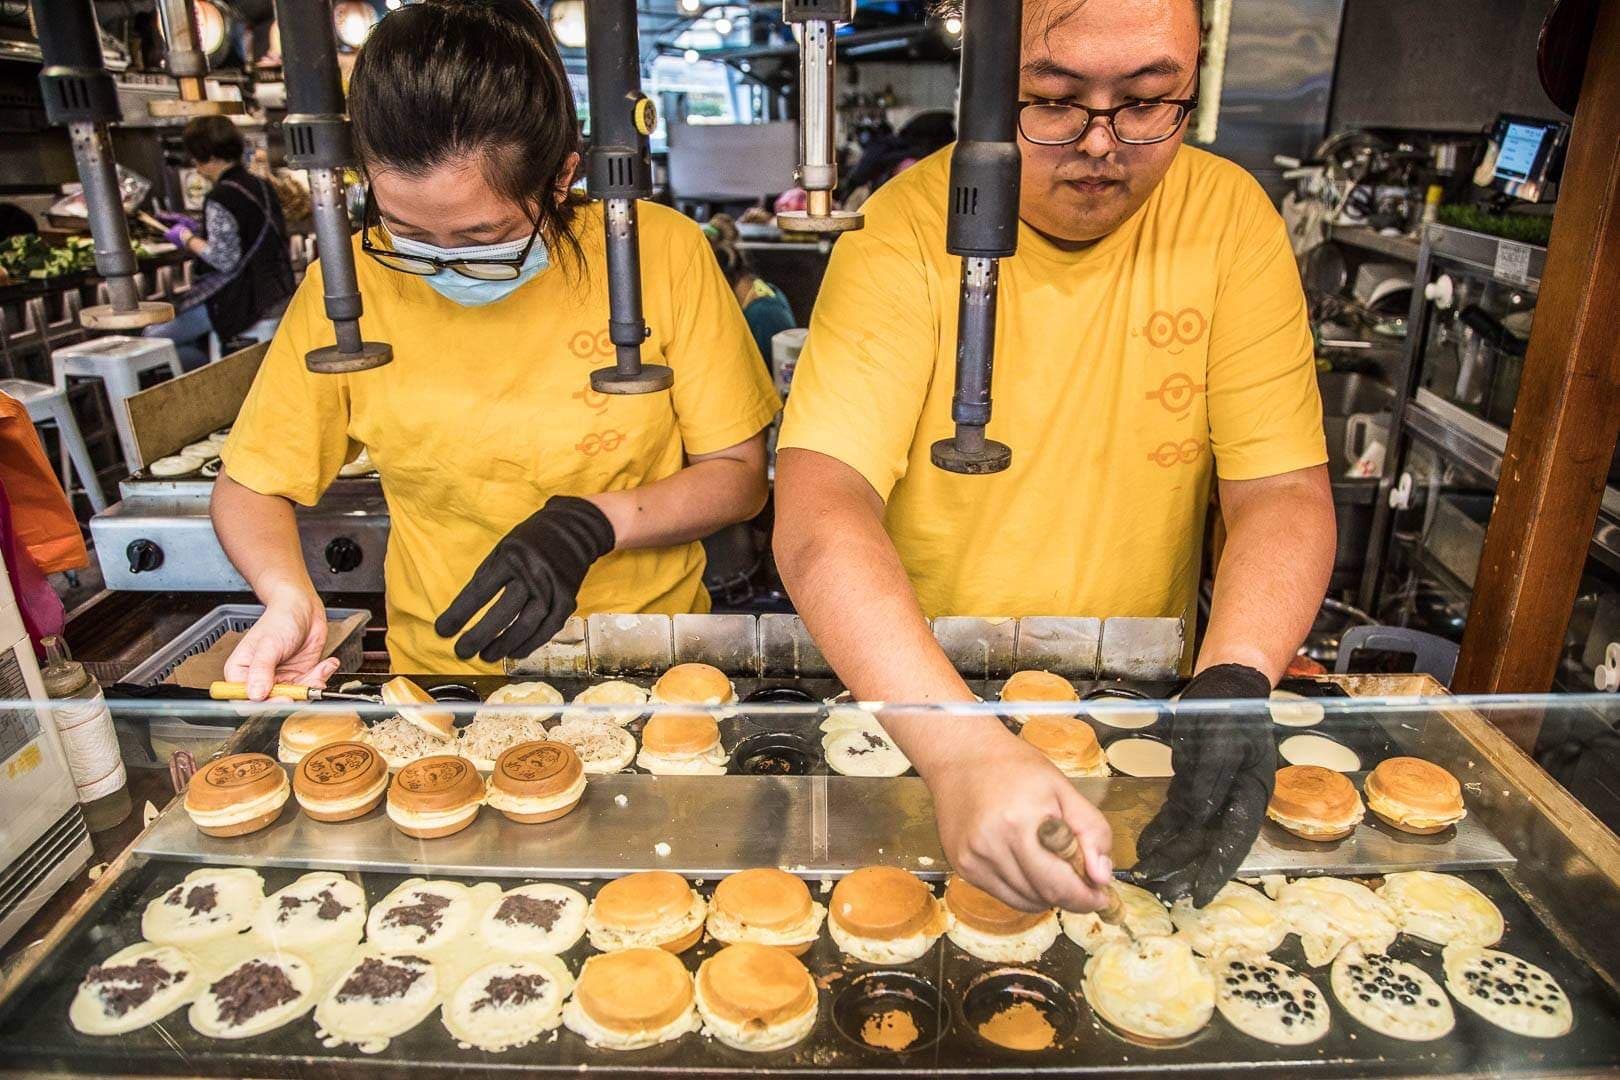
top-left (772, 448), bottom-right (968, 703)
top-left (1198, 464), bottom-right (1336, 680)
top-left (773, 448), bottom-right (1113, 913)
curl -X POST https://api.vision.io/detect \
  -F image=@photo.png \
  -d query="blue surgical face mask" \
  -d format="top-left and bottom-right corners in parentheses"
top-left (387, 230), bottom-right (551, 307)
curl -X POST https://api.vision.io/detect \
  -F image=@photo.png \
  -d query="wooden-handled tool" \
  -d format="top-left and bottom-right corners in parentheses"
top-left (1038, 817), bottom-right (1133, 939)
top-left (208, 681), bottom-right (378, 703)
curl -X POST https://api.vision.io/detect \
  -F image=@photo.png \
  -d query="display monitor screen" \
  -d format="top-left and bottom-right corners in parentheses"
top-left (1486, 114), bottom-right (1566, 203)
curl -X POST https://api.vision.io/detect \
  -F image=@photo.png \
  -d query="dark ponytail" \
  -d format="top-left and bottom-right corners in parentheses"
top-left (348, 0), bottom-right (583, 268)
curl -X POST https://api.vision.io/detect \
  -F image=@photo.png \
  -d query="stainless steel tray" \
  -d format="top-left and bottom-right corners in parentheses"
top-left (1, 859), bottom-right (1615, 1078)
top-left (134, 772), bottom-right (1515, 882)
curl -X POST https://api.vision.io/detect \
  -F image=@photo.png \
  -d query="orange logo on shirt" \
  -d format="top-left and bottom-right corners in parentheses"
top-left (1147, 371), bottom-right (1207, 417)
top-left (576, 429), bottom-right (626, 456)
top-left (569, 329), bottom-right (614, 359)
top-left (1135, 307), bottom-right (1207, 355)
top-left (573, 384), bottom-right (611, 415)
top-left (1146, 438), bottom-right (1204, 467)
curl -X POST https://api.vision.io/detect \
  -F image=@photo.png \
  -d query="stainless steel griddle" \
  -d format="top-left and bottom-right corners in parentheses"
top-left (3, 646), bottom-right (1619, 1077)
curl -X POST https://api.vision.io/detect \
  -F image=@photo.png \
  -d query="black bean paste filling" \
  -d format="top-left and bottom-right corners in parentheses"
top-left (210, 960), bottom-right (300, 1026)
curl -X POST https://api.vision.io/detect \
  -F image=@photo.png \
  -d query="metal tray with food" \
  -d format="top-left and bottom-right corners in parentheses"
top-left (1, 857), bottom-right (1616, 1078)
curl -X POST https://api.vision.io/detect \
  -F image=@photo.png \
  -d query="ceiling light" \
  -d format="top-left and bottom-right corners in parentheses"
top-left (679, 0), bottom-right (702, 12)
top-left (683, 48), bottom-right (700, 63)
top-left (944, 15), bottom-right (962, 34)
top-left (549, 0), bottom-right (587, 48)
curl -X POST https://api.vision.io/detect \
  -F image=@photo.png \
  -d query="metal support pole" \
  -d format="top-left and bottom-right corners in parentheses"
top-left (33, 0), bottom-right (172, 330)
top-left (778, 0), bottom-right (862, 235)
top-left (585, 0), bottom-right (673, 394)
top-left (149, 0), bottom-right (241, 116)
top-left (930, 0), bottom-right (1021, 475)
top-left (276, 0), bottom-right (391, 372)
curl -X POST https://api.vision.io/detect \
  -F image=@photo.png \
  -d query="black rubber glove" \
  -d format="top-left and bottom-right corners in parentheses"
top-left (434, 495), bottom-right (615, 663)
top-left (1131, 663), bottom-right (1275, 907)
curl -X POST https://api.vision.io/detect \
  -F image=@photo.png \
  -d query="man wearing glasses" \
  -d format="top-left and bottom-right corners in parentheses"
top-left (774, 0), bottom-right (1334, 914)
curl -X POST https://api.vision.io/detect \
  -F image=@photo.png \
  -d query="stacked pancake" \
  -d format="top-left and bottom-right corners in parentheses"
top-left (695, 943), bottom-right (818, 1051)
top-left (636, 713), bottom-right (728, 775)
top-left (706, 868), bottom-right (826, 954)
top-left (485, 741), bottom-right (586, 823)
top-left (586, 871), bottom-right (707, 953)
top-left (1019, 716), bottom-right (1109, 778)
top-left (562, 947), bottom-right (700, 1050)
top-left (943, 875), bottom-right (1059, 962)
top-left (999, 670), bottom-right (1079, 725)
top-left (1364, 757), bottom-right (1466, 833)
top-left (1266, 765), bottom-right (1365, 841)
top-left (650, 663), bottom-right (736, 706)
top-left (828, 866), bottom-right (949, 963)
top-left (386, 755), bottom-right (484, 838)
top-left (293, 741), bottom-right (388, 822)
top-left (183, 753), bottom-right (290, 837)
top-left (277, 709), bottom-right (366, 764)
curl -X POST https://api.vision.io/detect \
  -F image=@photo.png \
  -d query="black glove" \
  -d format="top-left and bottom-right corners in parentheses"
top-left (1131, 663), bottom-right (1275, 907)
top-left (434, 495), bottom-right (615, 663)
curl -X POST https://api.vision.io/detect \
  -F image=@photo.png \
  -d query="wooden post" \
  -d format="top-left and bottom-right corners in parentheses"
top-left (1454, 0), bottom-right (1620, 695)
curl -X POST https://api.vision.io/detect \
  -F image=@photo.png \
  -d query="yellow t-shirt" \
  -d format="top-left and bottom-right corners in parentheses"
top-left (778, 145), bottom-right (1325, 630)
top-left (223, 201), bottom-right (780, 673)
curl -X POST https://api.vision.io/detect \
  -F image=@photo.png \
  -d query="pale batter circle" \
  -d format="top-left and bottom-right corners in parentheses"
top-left (1330, 945), bottom-right (1453, 1041)
top-left (1213, 956), bottom-right (1330, 1045)
top-left (1105, 737), bottom-right (1174, 778)
top-left (1442, 944), bottom-right (1571, 1038)
top-left (1278, 734), bottom-right (1361, 773)
top-left (1267, 690), bottom-right (1325, 728)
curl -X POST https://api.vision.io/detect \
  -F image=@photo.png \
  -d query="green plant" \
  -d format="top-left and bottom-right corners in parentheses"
top-left (1436, 204), bottom-right (1553, 246)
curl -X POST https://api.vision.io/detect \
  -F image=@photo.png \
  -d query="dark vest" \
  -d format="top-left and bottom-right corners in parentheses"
top-left (200, 165), bottom-right (295, 341)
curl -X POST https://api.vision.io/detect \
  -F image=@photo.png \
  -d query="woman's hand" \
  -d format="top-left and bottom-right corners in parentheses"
top-left (923, 729), bottom-right (1115, 913)
top-left (435, 495), bottom-right (616, 663)
top-left (223, 586), bottom-right (337, 700)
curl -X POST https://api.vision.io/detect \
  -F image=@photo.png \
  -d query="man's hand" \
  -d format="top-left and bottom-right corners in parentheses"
top-left (925, 727), bottom-right (1115, 913)
top-left (1132, 663), bottom-right (1275, 906)
top-left (434, 495), bottom-right (615, 663)
top-left (223, 586), bottom-right (338, 700)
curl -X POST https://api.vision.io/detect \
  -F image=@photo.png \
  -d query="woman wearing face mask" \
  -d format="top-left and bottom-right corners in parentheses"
top-left (210, 0), bottom-right (780, 695)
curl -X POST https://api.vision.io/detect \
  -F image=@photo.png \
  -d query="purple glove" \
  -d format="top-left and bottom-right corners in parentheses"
top-left (155, 210), bottom-right (201, 230)
top-left (157, 211), bottom-right (200, 246)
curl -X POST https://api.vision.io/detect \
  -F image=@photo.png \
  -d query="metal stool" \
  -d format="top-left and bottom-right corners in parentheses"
top-left (0, 378), bottom-right (106, 512)
top-left (51, 336), bottom-right (183, 470)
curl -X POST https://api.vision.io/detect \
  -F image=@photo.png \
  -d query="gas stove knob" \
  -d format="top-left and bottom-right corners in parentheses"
top-left (126, 539), bottom-right (163, 574)
top-left (324, 537), bottom-right (364, 574)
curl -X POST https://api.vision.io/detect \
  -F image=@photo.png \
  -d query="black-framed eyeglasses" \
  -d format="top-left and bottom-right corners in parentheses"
top-left (359, 186), bottom-right (542, 281)
top-left (1017, 87), bottom-right (1200, 147)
